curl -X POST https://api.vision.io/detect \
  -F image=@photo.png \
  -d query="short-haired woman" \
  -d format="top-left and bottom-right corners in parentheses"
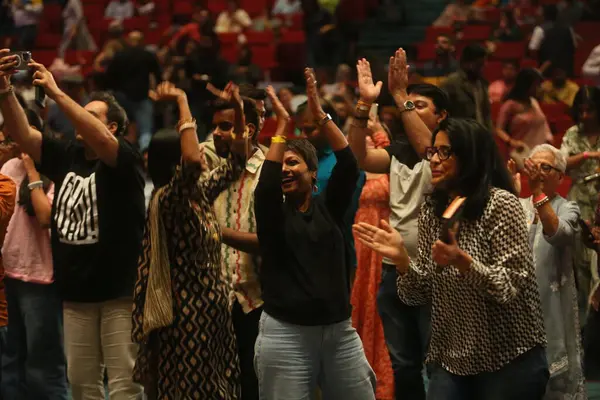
top-left (254, 68), bottom-right (376, 399)
top-left (510, 144), bottom-right (585, 399)
top-left (354, 118), bottom-right (549, 399)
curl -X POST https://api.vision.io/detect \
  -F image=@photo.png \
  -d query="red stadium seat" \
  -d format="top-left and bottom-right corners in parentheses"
top-left (416, 43), bottom-right (436, 62)
top-left (424, 26), bottom-right (453, 43)
top-left (491, 42), bottom-right (526, 60)
top-left (461, 25), bottom-right (492, 42)
top-left (245, 30), bottom-right (274, 45)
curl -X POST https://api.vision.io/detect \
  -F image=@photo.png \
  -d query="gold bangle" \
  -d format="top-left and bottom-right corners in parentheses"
top-left (271, 135), bottom-right (287, 144)
top-left (176, 118), bottom-right (195, 131)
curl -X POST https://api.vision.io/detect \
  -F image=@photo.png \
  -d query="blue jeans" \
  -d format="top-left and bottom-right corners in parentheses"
top-left (1, 279), bottom-right (68, 400)
top-left (114, 94), bottom-right (154, 151)
top-left (427, 346), bottom-right (549, 400)
top-left (254, 312), bottom-right (376, 400)
top-left (378, 264), bottom-right (430, 400)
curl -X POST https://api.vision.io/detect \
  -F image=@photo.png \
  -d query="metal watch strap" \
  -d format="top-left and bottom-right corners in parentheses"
top-left (317, 113), bottom-right (332, 127)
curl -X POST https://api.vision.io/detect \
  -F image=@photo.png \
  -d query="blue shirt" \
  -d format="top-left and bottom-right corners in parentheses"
top-left (315, 146), bottom-right (366, 269)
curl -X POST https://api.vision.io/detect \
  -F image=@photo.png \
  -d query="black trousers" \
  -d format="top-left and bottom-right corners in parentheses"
top-left (232, 301), bottom-right (263, 400)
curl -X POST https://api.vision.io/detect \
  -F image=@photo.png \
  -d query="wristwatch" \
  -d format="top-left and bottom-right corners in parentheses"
top-left (316, 113), bottom-right (333, 127)
top-left (399, 100), bottom-right (416, 113)
top-left (356, 102), bottom-right (370, 113)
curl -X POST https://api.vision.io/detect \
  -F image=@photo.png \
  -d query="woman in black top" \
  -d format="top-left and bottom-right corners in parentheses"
top-left (254, 68), bottom-right (376, 400)
top-left (354, 118), bottom-right (549, 400)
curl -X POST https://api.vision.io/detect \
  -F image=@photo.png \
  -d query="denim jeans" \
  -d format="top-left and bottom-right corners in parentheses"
top-left (1, 278), bottom-right (68, 400)
top-left (254, 312), bottom-right (376, 400)
top-left (427, 345), bottom-right (549, 400)
top-left (377, 264), bottom-right (430, 400)
top-left (114, 94), bottom-right (154, 151)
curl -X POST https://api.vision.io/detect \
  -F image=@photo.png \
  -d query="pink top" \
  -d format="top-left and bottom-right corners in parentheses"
top-left (496, 98), bottom-right (553, 150)
top-left (1, 158), bottom-right (54, 284)
top-left (488, 80), bottom-right (512, 103)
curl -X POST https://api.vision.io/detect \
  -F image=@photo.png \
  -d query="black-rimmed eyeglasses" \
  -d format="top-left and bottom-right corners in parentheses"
top-left (425, 146), bottom-right (453, 161)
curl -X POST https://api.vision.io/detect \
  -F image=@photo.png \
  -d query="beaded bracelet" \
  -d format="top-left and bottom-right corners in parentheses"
top-left (534, 196), bottom-right (550, 208)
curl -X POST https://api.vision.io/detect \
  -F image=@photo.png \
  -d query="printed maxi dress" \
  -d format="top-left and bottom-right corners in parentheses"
top-left (132, 157), bottom-right (243, 399)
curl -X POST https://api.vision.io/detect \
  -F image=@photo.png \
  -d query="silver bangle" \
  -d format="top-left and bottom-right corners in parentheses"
top-left (27, 180), bottom-right (43, 190)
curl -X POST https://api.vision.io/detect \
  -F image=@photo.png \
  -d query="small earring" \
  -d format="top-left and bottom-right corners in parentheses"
top-left (313, 184), bottom-right (318, 193)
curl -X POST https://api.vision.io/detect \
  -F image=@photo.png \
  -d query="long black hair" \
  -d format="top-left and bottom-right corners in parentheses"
top-left (147, 128), bottom-right (181, 188)
top-left (504, 68), bottom-right (542, 103)
top-left (429, 118), bottom-right (516, 220)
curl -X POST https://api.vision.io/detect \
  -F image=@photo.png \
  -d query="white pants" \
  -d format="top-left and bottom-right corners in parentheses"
top-left (63, 298), bottom-right (142, 400)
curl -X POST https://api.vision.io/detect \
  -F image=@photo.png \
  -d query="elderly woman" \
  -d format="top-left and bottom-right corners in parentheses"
top-left (254, 68), bottom-right (376, 399)
top-left (354, 118), bottom-right (549, 399)
top-left (513, 145), bottom-right (585, 399)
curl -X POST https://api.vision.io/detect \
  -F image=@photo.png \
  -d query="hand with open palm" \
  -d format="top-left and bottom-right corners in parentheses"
top-left (388, 48), bottom-right (409, 99)
top-left (353, 220), bottom-right (408, 271)
top-left (356, 58), bottom-right (382, 104)
top-left (266, 85), bottom-right (290, 121)
top-left (305, 67), bottom-right (325, 120)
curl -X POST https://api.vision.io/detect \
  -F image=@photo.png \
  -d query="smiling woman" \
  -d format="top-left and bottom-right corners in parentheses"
top-left (354, 118), bottom-right (550, 400)
top-left (253, 69), bottom-right (375, 400)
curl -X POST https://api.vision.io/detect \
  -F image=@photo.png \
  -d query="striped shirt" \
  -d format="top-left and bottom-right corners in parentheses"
top-left (214, 147), bottom-right (265, 313)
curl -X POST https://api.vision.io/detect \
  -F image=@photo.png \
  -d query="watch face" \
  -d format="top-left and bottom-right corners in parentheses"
top-left (404, 100), bottom-right (416, 110)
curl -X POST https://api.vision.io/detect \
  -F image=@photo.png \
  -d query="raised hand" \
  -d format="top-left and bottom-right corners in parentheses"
top-left (149, 81), bottom-right (186, 102)
top-left (353, 220), bottom-right (405, 266)
top-left (304, 67), bottom-right (325, 120)
top-left (524, 158), bottom-right (543, 195)
top-left (507, 159), bottom-right (521, 195)
top-left (356, 58), bottom-right (382, 104)
top-left (29, 60), bottom-right (60, 99)
top-left (388, 48), bottom-right (409, 99)
top-left (266, 85), bottom-right (290, 121)
top-left (0, 49), bottom-right (18, 87)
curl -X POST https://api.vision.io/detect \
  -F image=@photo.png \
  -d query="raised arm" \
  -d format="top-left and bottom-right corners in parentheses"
top-left (304, 68), bottom-right (359, 218)
top-left (389, 48), bottom-right (433, 157)
top-left (0, 50), bottom-right (42, 162)
top-left (197, 83), bottom-right (247, 204)
top-left (29, 61), bottom-right (120, 167)
top-left (22, 153), bottom-right (52, 228)
top-left (347, 58), bottom-right (391, 173)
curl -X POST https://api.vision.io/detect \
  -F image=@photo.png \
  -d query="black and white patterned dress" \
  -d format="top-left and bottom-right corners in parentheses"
top-left (132, 157), bottom-right (243, 399)
top-left (398, 187), bottom-right (547, 375)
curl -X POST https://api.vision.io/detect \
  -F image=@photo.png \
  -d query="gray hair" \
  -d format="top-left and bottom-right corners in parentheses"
top-left (529, 144), bottom-right (567, 173)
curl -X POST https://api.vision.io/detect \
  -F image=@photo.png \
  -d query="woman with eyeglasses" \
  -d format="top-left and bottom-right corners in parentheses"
top-left (253, 68), bottom-right (376, 399)
top-left (508, 144), bottom-right (585, 399)
top-left (354, 118), bottom-right (549, 399)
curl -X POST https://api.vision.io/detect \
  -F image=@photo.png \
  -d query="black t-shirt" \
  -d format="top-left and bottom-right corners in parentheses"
top-left (39, 136), bottom-right (145, 302)
top-left (255, 147), bottom-right (360, 326)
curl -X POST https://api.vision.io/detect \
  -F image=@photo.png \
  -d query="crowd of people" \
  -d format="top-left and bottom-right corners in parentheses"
top-left (0, 1), bottom-right (599, 400)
